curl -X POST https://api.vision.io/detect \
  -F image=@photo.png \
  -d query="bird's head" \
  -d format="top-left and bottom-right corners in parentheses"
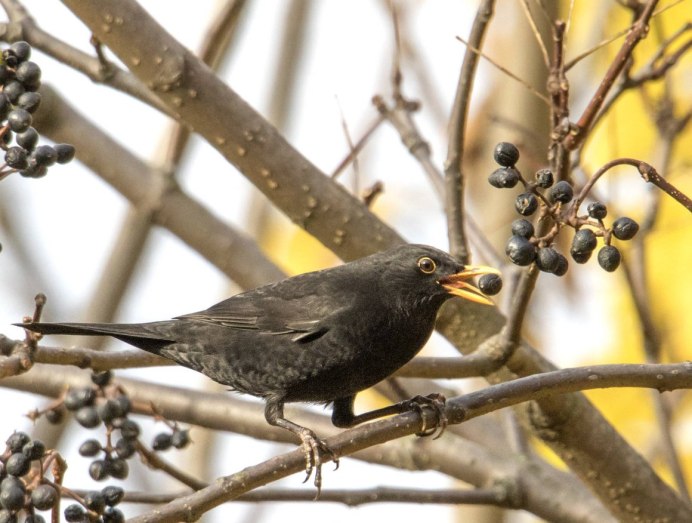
top-left (368, 244), bottom-right (500, 310)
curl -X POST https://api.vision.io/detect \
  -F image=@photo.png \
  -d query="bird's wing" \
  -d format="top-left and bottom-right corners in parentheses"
top-left (174, 277), bottom-right (345, 343)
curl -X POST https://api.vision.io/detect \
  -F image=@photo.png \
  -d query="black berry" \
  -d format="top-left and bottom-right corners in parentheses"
top-left (612, 217), bottom-right (639, 240)
top-left (535, 168), bottom-right (554, 188)
top-left (91, 370), bottom-right (112, 387)
top-left (98, 400), bottom-right (121, 424)
top-left (106, 458), bottom-right (129, 480)
top-left (152, 433), bottom-right (172, 451)
top-left (102, 507), bottom-right (125, 523)
top-left (15, 61), bottom-right (41, 86)
top-left (587, 201), bottom-right (607, 220)
top-left (6, 432), bottom-right (30, 453)
top-left (16, 91), bottom-right (40, 113)
top-left (549, 180), bottom-right (574, 204)
top-left (505, 235), bottom-right (536, 266)
top-left (5, 453), bottom-right (30, 477)
top-left (89, 460), bottom-right (109, 481)
top-left (3, 81), bottom-right (24, 104)
top-left (64, 387), bottom-right (96, 411)
top-left (488, 167), bottom-right (520, 189)
top-left (30, 484), bottom-right (57, 511)
top-left (171, 429), bottom-right (191, 449)
top-left (114, 438), bottom-right (135, 459)
top-left (536, 247), bottom-right (560, 273)
top-left (570, 247), bottom-right (592, 264)
top-left (9, 42), bottom-right (31, 63)
top-left (0, 479), bottom-right (24, 511)
top-left (572, 228), bottom-right (597, 254)
top-left (7, 108), bottom-right (31, 133)
top-left (16, 128), bottom-right (38, 151)
top-left (78, 439), bottom-right (102, 458)
top-left (511, 219), bottom-right (534, 239)
top-left (493, 142), bottom-right (520, 167)
top-left (5, 147), bottom-right (28, 169)
top-left (118, 419), bottom-right (140, 440)
top-left (101, 485), bottom-right (124, 507)
top-left (83, 491), bottom-right (106, 514)
top-left (21, 439), bottom-right (45, 460)
top-left (514, 192), bottom-right (538, 216)
top-left (478, 273), bottom-right (502, 296)
top-left (598, 245), bottom-right (621, 272)
top-left (64, 504), bottom-right (85, 522)
top-left (31, 145), bottom-right (57, 167)
top-left (75, 406), bottom-right (100, 429)
top-left (44, 407), bottom-right (64, 425)
top-left (553, 253), bottom-right (569, 276)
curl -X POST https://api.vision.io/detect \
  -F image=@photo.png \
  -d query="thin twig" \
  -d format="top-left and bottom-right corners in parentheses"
top-left (519, 0), bottom-right (550, 68)
top-left (444, 0), bottom-right (495, 263)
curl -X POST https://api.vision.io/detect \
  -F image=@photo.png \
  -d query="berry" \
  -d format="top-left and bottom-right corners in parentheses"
top-left (17, 91), bottom-right (40, 113)
top-left (612, 217), bottom-right (639, 240)
top-left (75, 406), bottom-right (100, 429)
top-left (22, 439), bottom-right (45, 460)
top-left (535, 168), bottom-right (554, 188)
top-left (54, 143), bottom-right (76, 164)
top-left (536, 247), bottom-right (561, 273)
top-left (598, 245), bottom-right (621, 272)
top-left (30, 484), bottom-right (57, 511)
top-left (488, 167), bottom-right (520, 189)
top-left (478, 273), bottom-right (502, 296)
top-left (570, 247), bottom-right (592, 264)
top-left (44, 407), bottom-right (64, 425)
top-left (64, 503), bottom-right (85, 522)
top-left (587, 201), bottom-right (607, 220)
top-left (64, 387), bottom-right (96, 411)
top-left (3, 81), bottom-right (24, 104)
top-left (19, 164), bottom-right (47, 178)
top-left (572, 228), bottom-right (597, 254)
top-left (91, 370), bottom-right (112, 387)
top-left (113, 396), bottom-right (131, 416)
top-left (114, 438), bottom-right (135, 459)
top-left (5, 453), bottom-right (30, 477)
top-left (511, 219), bottom-right (534, 239)
top-left (152, 433), bottom-right (172, 451)
top-left (78, 439), bottom-right (102, 458)
top-left (549, 180), bottom-right (574, 204)
top-left (89, 460), bottom-right (109, 481)
top-left (5, 147), bottom-right (27, 169)
top-left (106, 458), bottom-right (128, 480)
top-left (0, 94), bottom-right (9, 120)
top-left (553, 253), bottom-right (569, 276)
top-left (171, 429), bottom-right (191, 449)
top-left (98, 400), bottom-right (121, 424)
top-left (16, 127), bottom-right (38, 151)
top-left (102, 507), bottom-right (125, 523)
top-left (0, 480), bottom-right (24, 511)
top-left (0, 510), bottom-right (16, 523)
top-left (514, 192), bottom-right (538, 216)
top-left (101, 485), bottom-right (124, 507)
top-left (15, 61), bottom-right (41, 86)
top-left (9, 42), bottom-right (31, 63)
top-left (505, 235), bottom-right (536, 266)
top-left (493, 142), bottom-right (520, 167)
top-left (7, 108), bottom-right (31, 133)
top-left (118, 419), bottom-right (140, 440)
top-left (6, 432), bottom-right (30, 453)
top-left (30, 145), bottom-right (57, 167)
top-left (24, 516), bottom-right (45, 523)
top-left (83, 491), bottom-right (106, 514)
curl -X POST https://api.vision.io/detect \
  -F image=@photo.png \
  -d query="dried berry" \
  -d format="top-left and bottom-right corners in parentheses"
top-left (612, 217), bottom-right (639, 240)
top-left (571, 228), bottom-right (597, 254)
top-left (78, 439), bottom-right (102, 458)
top-left (587, 201), bottom-right (607, 220)
top-left (505, 235), bottom-right (536, 266)
top-left (493, 142), bottom-right (520, 167)
top-left (30, 484), bottom-right (57, 511)
top-left (549, 180), bottom-right (574, 204)
top-left (514, 192), bottom-right (538, 216)
top-left (598, 245), bottom-right (621, 272)
top-left (536, 247), bottom-right (560, 273)
top-left (488, 167), bottom-right (520, 189)
top-left (535, 168), bottom-right (554, 188)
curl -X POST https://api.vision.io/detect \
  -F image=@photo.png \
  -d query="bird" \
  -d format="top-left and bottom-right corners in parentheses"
top-left (17, 243), bottom-right (499, 491)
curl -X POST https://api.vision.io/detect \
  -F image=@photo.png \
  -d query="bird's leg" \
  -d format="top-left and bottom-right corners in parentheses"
top-left (264, 400), bottom-right (337, 496)
top-left (332, 393), bottom-right (448, 439)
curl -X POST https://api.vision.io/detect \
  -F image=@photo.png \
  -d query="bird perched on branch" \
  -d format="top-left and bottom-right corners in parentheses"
top-left (17, 244), bottom-right (499, 492)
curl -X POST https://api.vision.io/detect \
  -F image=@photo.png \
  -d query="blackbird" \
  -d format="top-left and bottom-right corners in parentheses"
top-left (17, 244), bottom-right (498, 489)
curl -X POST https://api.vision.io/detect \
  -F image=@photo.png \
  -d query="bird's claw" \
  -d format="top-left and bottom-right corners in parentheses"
top-left (296, 427), bottom-right (339, 498)
top-left (405, 393), bottom-right (448, 439)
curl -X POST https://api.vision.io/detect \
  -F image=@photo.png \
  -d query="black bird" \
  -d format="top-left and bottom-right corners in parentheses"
top-left (17, 244), bottom-right (498, 489)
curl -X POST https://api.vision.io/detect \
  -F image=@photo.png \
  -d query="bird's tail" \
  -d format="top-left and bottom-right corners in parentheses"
top-left (14, 321), bottom-right (175, 353)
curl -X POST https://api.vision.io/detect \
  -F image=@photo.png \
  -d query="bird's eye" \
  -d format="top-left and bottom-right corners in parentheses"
top-left (417, 256), bottom-right (437, 274)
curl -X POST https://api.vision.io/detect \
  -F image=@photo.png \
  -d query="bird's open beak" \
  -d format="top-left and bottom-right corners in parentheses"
top-left (438, 266), bottom-right (501, 306)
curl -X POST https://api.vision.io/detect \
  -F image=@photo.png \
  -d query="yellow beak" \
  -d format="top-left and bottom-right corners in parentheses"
top-left (438, 266), bottom-right (501, 306)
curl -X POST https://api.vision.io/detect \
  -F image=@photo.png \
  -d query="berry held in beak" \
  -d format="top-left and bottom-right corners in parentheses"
top-left (438, 266), bottom-right (501, 305)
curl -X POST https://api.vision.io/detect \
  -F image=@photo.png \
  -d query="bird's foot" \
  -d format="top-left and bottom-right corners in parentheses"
top-left (404, 393), bottom-right (448, 439)
top-left (296, 426), bottom-right (339, 498)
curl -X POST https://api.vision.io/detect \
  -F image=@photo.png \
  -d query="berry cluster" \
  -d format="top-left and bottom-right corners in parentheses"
top-left (489, 142), bottom-right (639, 274)
top-left (0, 41), bottom-right (75, 182)
top-left (62, 485), bottom-right (124, 523)
top-left (0, 431), bottom-right (56, 523)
